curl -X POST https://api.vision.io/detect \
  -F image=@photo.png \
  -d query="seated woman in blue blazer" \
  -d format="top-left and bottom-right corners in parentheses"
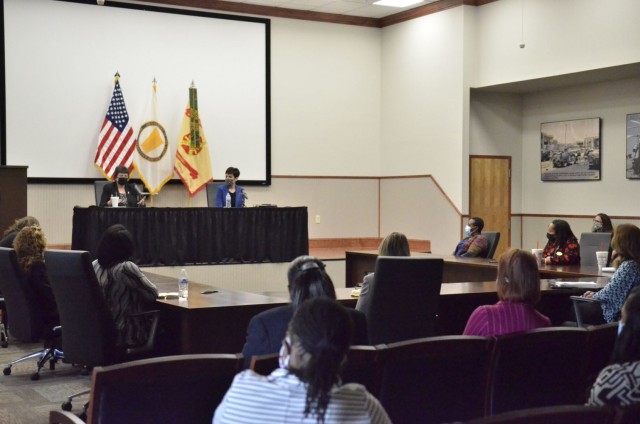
top-left (215, 166), bottom-right (246, 208)
top-left (242, 256), bottom-right (369, 368)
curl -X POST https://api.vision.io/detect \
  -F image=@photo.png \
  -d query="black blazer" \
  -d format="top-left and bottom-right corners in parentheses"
top-left (241, 304), bottom-right (369, 369)
top-left (99, 182), bottom-right (143, 207)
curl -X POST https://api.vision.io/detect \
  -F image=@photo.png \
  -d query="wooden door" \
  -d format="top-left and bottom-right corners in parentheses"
top-left (469, 156), bottom-right (511, 259)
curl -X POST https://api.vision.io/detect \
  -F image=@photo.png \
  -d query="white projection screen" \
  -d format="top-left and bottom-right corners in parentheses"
top-left (3, 0), bottom-right (270, 184)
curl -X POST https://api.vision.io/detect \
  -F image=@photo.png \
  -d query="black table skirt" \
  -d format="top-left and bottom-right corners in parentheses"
top-left (72, 206), bottom-right (309, 266)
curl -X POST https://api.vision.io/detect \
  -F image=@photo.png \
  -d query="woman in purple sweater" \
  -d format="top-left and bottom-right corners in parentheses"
top-left (463, 249), bottom-right (551, 337)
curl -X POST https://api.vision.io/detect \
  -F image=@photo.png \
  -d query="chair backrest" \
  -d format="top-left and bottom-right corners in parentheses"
top-left (585, 322), bottom-right (618, 387)
top-left (489, 327), bottom-right (589, 415)
top-left (462, 404), bottom-right (618, 424)
top-left (483, 232), bottom-right (501, 259)
top-left (378, 335), bottom-right (495, 424)
top-left (249, 352), bottom-right (279, 376)
top-left (206, 182), bottom-right (219, 207)
top-left (94, 180), bottom-right (110, 206)
top-left (579, 232), bottom-right (612, 266)
top-left (364, 257), bottom-right (443, 345)
top-left (86, 354), bottom-right (243, 424)
top-left (44, 249), bottom-right (119, 366)
top-left (0, 247), bottom-right (43, 342)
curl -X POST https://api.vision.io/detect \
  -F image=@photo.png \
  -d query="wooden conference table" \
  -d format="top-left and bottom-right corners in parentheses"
top-left (71, 206), bottom-right (309, 266)
top-left (150, 272), bottom-right (610, 355)
top-left (345, 251), bottom-right (606, 287)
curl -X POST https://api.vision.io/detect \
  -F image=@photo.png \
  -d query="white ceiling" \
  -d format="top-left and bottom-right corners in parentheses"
top-left (225, 0), bottom-right (439, 19)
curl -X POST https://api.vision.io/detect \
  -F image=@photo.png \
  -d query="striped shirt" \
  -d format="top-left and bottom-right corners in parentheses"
top-left (213, 369), bottom-right (391, 424)
top-left (463, 301), bottom-right (551, 337)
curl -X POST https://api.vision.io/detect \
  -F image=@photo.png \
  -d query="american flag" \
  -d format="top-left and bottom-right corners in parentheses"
top-left (94, 73), bottom-right (137, 179)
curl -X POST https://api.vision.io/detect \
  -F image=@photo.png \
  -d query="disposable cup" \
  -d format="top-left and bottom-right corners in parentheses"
top-left (111, 196), bottom-right (119, 208)
top-left (596, 251), bottom-right (608, 268)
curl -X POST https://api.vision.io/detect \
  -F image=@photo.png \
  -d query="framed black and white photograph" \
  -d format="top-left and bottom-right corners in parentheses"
top-left (540, 118), bottom-right (601, 181)
top-left (626, 113), bottom-right (640, 179)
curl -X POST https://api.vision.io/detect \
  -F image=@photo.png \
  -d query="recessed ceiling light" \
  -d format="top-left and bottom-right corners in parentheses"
top-left (373, 0), bottom-right (423, 7)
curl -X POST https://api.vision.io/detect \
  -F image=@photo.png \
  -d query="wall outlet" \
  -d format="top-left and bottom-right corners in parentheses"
top-left (315, 215), bottom-right (321, 224)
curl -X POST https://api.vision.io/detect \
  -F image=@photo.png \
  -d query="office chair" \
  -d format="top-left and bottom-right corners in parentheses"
top-left (93, 181), bottom-right (110, 206)
top-left (50, 354), bottom-right (243, 424)
top-left (483, 232), bottom-right (501, 259)
top-left (205, 182), bottom-right (220, 207)
top-left (45, 249), bottom-right (159, 413)
top-left (0, 248), bottom-right (63, 380)
top-left (362, 257), bottom-right (443, 345)
top-left (571, 296), bottom-right (606, 328)
top-left (579, 232), bottom-right (612, 266)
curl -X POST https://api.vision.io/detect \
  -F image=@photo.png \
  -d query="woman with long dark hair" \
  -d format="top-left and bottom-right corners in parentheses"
top-left (215, 298), bottom-right (390, 423)
top-left (93, 224), bottom-right (158, 346)
top-left (542, 219), bottom-right (580, 265)
top-left (588, 286), bottom-right (640, 406)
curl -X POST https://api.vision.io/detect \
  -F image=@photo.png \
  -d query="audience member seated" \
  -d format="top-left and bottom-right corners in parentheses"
top-left (463, 249), bottom-right (551, 336)
top-left (93, 224), bottom-right (158, 346)
top-left (592, 213), bottom-right (613, 233)
top-left (215, 166), bottom-right (246, 208)
top-left (242, 256), bottom-right (368, 369)
top-left (582, 224), bottom-right (640, 323)
top-left (542, 219), bottom-right (580, 265)
top-left (0, 216), bottom-right (39, 248)
top-left (588, 286), bottom-right (640, 406)
top-left (99, 165), bottom-right (146, 207)
top-left (355, 232), bottom-right (410, 314)
top-left (13, 225), bottom-right (59, 330)
top-left (214, 298), bottom-right (390, 423)
top-left (453, 217), bottom-right (488, 257)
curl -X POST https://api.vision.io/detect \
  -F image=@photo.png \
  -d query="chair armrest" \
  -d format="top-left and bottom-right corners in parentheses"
top-left (49, 410), bottom-right (85, 424)
top-left (570, 296), bottom-right (604, 328)
top-left (124, 310), bottom-right (160, 356)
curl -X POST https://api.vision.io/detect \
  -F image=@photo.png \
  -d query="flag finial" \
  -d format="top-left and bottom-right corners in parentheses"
top-left (114, 71), bottom-right (120, 83)
top-left (190, 80), bottom-right (196, 89)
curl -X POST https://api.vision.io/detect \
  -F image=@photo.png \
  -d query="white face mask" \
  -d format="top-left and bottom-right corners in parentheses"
top-left (464, 225), bottom-right (472, 237)
top-left (278, 336), bottom-right (291, 369)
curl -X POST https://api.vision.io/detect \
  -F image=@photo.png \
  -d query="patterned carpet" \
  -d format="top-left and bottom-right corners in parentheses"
top-left (0, 339), bottom-right (91, 424)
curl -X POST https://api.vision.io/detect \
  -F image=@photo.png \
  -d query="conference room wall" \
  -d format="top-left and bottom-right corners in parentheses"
top-left (473, 0), bottom-right (640, 89)
top-left (379, 177), bottom-right (459, 254)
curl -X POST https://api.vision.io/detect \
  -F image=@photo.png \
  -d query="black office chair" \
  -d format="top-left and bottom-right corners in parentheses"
top-left (379, 336), bottom-right (495, 424)
top-left (362, 257), bottom-right (443, 345)
top-left (0, 247), bottom-right (63, 380)
top-left (579, 232), bottom-right (612, 266)
top-left (45, 249), bottom-right (159, 413)
top-left (483, 232), bottom-right (501, 259)
top-left (93, 181), bottom-right (110, 206)
top-left (571, 296), bottom-right (606, 328)
top-left (50, 354), bottom-right (243, 424)
top-left (205, 182), bottom-right (220, 207)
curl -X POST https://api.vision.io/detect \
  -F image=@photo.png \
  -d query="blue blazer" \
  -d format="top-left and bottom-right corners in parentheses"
top-left (215, 184), bottom-right (246, 208)
top-left (241, 304), bottom-right (369, 369)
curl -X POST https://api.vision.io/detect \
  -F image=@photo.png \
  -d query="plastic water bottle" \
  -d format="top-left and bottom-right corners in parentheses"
top-left (225, 192), bottom-right (231, 208)
top-left (178, 268), bottom-right (189, 299)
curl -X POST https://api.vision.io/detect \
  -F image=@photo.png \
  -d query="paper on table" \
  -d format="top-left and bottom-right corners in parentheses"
top-left (552, 281), bottom-right (597, 288)
top-left (350, 288), bottom-right (361, 298)
top-left (158, 292), bottom-right (179, 299)
top-left (601, 267), bottom-right (615, 273)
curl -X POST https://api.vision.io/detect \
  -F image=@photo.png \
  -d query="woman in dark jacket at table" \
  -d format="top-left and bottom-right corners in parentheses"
top-left (241, 256), bottom-right (368, 369)
top-left (99, 165), bottom-right (146, 207)
top-left (93, 224), bottom-right (158, 347)
top-left (542, 219), bottom-right (580, 265)
top-left (13, 225), bottom-right (60, 331)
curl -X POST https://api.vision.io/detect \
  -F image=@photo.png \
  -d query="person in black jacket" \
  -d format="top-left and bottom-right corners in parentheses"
top-left (241, 255), bottom-right (369, 369)
top-left (99, 165), bottom-right (146, 207)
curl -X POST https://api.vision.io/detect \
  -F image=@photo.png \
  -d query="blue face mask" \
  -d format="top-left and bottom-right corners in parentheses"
top-left (464, 225), bottom-right (472, 237)
top-left (618, 321), bottom-right (625, 336)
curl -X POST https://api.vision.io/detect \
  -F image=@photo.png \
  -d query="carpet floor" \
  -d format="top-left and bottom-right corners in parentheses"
top-left (0, 339), bottom-right (91, 424)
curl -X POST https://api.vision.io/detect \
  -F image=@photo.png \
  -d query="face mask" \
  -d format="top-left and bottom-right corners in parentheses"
top-left (225, 178), bottom-right (233, 186)
top-left (278, 336), bottom-right (291, 369)
top-left (117, 177), bottom-right (127, 186)
top-left (592, 222), bottom-right (603, 232)
top-left (618, 321), bottom-right (625, 336)
top-left (464, 225), bottom-right (472, 237)
top-left (546, 233), bottom-right (555, 242)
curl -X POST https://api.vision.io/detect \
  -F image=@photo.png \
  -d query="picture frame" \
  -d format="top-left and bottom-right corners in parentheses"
top-left (626, 113), bottom-right (640, 179)
top-left (540, 118), bottom-right (601, 181)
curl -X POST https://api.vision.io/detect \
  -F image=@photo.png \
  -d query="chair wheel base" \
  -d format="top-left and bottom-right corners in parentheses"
top-left (61, 401), bottom-right (72, 411)
top-left (3, 367), bottom-right (10, 376)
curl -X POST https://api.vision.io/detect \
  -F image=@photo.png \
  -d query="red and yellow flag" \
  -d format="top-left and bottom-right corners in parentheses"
top-left (174, 82), bottom-right (213, 196)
